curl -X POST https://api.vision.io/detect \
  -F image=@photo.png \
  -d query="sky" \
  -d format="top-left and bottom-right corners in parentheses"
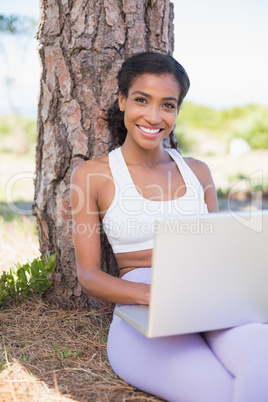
top-left (173, 0), bottom-right (268, 109)
top-left (0, 0), bottom-right (267, 116)
top-left (0, 0), bottom-right (40, 116)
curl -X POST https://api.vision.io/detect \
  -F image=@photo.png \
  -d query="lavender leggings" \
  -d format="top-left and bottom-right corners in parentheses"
top-left (107, 268), bottom-right (268, 402)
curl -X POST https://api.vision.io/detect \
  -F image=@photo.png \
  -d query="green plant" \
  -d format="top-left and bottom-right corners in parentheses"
top-left (51, 343), bottom-right (83, 360)
top-left (0, 253), bottom-right (56, 306)
top-left (0, 338), bottom-right (10, 370)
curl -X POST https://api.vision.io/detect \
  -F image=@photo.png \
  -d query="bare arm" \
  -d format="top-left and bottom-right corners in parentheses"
top-left (185, 157), bottom-right (219, 213)
top-left (70, 161), bottom-right (150, 305)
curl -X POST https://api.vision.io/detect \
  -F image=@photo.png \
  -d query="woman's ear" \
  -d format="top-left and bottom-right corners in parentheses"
top-left (118, 92), bottom-right (125, 112)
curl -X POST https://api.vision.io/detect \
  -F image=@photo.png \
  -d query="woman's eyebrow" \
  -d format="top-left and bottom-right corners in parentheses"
top-left (131, 90), bottom-right (178, 103)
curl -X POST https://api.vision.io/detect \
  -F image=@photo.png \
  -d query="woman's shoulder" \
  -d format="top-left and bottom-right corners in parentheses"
top-left (183, 156), bottom-right (213, 186)
top-left (183, 156), bottom-right (209, 171)
top-left (72, 154), bottom-right (109, 174)
top-left (71, 154), bottom-right (110, 186)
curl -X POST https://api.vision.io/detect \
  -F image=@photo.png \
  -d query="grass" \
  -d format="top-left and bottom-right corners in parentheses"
top-left (0, 298), bottom-right (162, 401)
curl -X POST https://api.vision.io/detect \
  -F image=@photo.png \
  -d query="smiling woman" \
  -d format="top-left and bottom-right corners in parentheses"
top-left (118, 73), bottom-right (180, 147)
top-left (70, 51), bottom-right (268, 401)
top-left (105, 52), bottom-right (190, 148)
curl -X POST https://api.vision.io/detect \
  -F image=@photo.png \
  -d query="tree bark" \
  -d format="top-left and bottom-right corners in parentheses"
top-left (34, 0), bottom-right (175, 308)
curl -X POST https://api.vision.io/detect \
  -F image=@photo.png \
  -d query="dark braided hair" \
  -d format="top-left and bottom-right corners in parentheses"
top-left (106, 52), bottom-right (190, 148)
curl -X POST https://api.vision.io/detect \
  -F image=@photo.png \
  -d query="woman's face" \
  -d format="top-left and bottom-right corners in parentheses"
top-left (119, 73), bottom-right (181, 149)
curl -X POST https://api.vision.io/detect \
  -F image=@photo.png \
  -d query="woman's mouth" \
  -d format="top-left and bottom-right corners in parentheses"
top-left (137, 125), bottom-right (163, 138)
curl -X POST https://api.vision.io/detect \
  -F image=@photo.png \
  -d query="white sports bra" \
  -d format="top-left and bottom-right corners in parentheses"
top-left (102, 147), bottom-right (208, 254)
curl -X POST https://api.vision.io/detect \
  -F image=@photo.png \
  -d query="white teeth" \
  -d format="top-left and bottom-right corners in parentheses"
top-left (138, 125), bottom-right (161, 134)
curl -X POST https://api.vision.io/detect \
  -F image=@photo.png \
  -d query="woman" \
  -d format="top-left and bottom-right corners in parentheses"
top-left (71, 52), bottom-right (268, 401)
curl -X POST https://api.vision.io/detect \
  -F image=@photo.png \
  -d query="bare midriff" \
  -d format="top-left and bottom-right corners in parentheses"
top-left (116, 248), bottom-right (153, 277)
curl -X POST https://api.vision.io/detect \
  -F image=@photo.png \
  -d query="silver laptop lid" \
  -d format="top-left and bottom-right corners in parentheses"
top-left (148, 210), bottom-right (268, 337)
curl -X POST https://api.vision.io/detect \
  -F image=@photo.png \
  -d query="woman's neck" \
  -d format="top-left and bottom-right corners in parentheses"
top-left (121, 138), bottom-right (170, 168)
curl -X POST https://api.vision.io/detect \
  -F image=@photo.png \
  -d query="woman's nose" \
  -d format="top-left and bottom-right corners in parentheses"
top-left (144, 106), bottom-right (162, 125)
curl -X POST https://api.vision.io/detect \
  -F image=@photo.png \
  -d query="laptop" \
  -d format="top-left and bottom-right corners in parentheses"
top-left (115, 210), bottom-right (268, 337)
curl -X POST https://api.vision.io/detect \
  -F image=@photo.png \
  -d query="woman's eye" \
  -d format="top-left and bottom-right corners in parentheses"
top-left (164, 103), bottom-right (176, 109)
top-left (134, 97), bottom-right (147, 104)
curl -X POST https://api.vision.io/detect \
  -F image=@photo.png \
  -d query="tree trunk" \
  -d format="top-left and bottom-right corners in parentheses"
top-left (34, 0), bottom-right (175, 308)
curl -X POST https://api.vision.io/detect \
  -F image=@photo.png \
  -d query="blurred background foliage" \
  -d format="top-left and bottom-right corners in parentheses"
top-left (176, 102), bottom-right (268, 154)
top-left (0, 115), bottom-right (36, 156)
top-left (0, 14), bottom-right (37, 35)
top-left (0, 115), bottom-right (36, 209)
